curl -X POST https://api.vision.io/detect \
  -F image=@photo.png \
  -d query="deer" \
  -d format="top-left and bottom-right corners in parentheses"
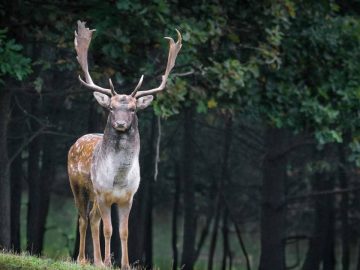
top-left (68, 21), bottom-right (182, 269)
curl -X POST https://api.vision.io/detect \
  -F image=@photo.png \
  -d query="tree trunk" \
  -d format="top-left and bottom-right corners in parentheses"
top-left (221, 208), bottom-right (230, 270)
top-left (172, 166), bottom-right (181, 270)
top-left (181, 106), bottom-right (197, 270)
top-left (208, 112), bottom-right (233, 270)
top-left (26, 97), bottom-right (42, 254)
top-left (10, 149), bottom-right (23, 252)
top-left (259, 127), bottom-right (287, 270)
top-left (37, 135), bottom-right (55, 253)
top-left (339, 143), bottom-right (350, 270)
top-left (322, 175), bottom-right (336, 270)
top-left (144, 177), bottom-right (153, 269)
top-left (111, 205), bottom-right (120, 266)
top-left (9, 94), bottom-right (23, 252)
top-left (0, 90), bottom-right (11, 249)
top-left (129, 113), bottom-right (157, 267)
top-left (356, 238), bottom-right (360, 270)
top-left (208, 200), bottom-right (221, 270)
top-left (26, 97), bottom-right (54, 255)
top-left (302, 147), bottom-right (336, 270)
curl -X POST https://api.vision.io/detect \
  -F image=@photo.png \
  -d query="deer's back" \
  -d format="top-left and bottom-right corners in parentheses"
top-left (68, 134), bottom-right (103, 197)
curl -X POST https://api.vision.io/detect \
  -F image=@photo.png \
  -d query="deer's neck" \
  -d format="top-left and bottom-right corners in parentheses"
top-left (100, 116), bottom-right (139, 155)
top-left (91, 115), bottom-right (140, 192)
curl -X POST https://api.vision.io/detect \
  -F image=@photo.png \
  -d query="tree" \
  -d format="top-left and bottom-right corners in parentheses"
top-left (0, 29), bottom-right (31, 249)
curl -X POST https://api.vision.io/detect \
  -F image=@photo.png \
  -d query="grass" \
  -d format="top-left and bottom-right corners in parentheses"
top-left (0, 252), bottom-right (103, 270)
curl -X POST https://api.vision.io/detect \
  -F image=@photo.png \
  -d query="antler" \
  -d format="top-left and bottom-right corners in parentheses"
top-left (132, 30), bottom-right (182, 98)
top-left (74, 20), bottom-right (116, 96)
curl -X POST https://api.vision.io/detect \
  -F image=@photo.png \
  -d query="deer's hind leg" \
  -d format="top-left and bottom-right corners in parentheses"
top-left (89, 200), bottom-right (104, 267)
top-left (72, 184), bottom-right (90, 265)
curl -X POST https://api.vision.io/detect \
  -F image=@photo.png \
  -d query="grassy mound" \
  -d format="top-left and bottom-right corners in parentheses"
top-left (0, 252), bottom-right (106, 270)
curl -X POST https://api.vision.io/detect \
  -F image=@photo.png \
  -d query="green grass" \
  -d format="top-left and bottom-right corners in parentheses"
top-left (0, 252), bottom-right (104, 270)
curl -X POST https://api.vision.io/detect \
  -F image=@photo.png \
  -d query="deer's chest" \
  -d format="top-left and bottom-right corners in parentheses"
top-left (91, 149), bottom-right (140, 202)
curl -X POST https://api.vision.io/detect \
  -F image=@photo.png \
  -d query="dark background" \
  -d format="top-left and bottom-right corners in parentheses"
top-left (1, 1), bottom-right (360, 269)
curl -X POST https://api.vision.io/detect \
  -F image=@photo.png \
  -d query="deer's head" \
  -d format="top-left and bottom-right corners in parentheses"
top-left (74, 21), bottom-right (182, 132)
top-left (93, 93), bottom-right (153, 131)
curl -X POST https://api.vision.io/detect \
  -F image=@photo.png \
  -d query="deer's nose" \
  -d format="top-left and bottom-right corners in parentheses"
top-left (114, 120), bottom-right (126, 128)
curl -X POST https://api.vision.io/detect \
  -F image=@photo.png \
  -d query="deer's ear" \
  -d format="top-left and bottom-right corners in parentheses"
top-left (136, 95), bottom-right (154, 110)
top-left (93, 92), bottom-right (110, 108)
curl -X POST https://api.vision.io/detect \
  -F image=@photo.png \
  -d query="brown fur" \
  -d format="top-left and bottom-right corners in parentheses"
top-left (68, 134), bottom-right (102, 216)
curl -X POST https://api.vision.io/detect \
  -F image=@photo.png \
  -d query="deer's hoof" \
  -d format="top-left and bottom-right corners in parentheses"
top-left (121, 264), bottom-right (131, 270)
top-left (94, 260), bottom-right (105, 268)
top-left (77, 257), bottom-right (88, 265)
top-left (104, 257), bottom-right (112, 267)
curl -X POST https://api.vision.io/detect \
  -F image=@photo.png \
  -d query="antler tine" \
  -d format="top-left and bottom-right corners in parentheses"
top-left (75, 20), bottom-right (113, 96)
top-left (109, 78), bottom-right (117, 96)
top-left (131, 75), bottom-right (144, 97)
top-left (135, 30), bottom-right (182, 98)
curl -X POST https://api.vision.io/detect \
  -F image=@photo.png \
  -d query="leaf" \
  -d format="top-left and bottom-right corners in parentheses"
top-left (207, 98), bottom-right (217, 109)
top-left (34, 77), bottom-right (43, 93)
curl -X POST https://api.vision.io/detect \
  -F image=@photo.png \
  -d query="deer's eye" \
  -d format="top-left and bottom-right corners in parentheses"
top-left (130, 108), bottom-right (135, 113)
top-left (109, 106), bottom-right (114, 111)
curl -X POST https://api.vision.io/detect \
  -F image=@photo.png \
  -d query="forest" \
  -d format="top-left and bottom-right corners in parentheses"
top-left (1, 0), bottom-right (360, 270)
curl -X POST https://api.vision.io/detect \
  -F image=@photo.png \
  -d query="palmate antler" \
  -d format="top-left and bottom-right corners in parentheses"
top-left (75, 21), bottom-right (117, 96)
top-left (75, 21), bottom-right (182, 98)
top-left (131, 30), bottom-right (182, 98)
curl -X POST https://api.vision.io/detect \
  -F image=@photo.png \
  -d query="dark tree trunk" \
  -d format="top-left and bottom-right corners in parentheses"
top-left (302, 173), bottom-right (325, 270)
top-left (128, 196), bottom-right (144, 263)
top-left (26, 97), bottom-right (42, 254)
top-left (0, 90), bottom-right (11, 249)
top-left (181, 106), bottom-right (197, 270)
top-left (37, 135), bottom-right (55, 253)
top-left (9, 94), bottom-right (23, 252)
top-left (208, 199), bottom-right (221, 270)
top-left (208, 113), bottom-right (233, 270)
top-left (144, 178), bottom-right (153, 269)
top-left (26, 95), bottom-right (53, 254)
top-left (259, 127), bottom-right (287, 270)
top-left (129, 113), bottom-right (157, 268)
top-left (10, 150), bottom-right (23, 252)
top-left (302, 147), bottom-right (336, 270)
top-left (322, 177), bottom-right (336, 270)
top-left (339, 143), bottom-right (350, 270)
top-left (111, 205), bottom-right (120, 266)
top-left (220, 114), bottom-right (232, 270)
top-left (221, 208), bottom-right (230, 270)
top-left (172, 166), bottom-right (181, 270)
top-left (356, 238), bottom-right (360, 270)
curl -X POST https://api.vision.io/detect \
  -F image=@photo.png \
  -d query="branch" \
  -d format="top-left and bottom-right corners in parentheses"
top-left (14, 96), bottom-right (49, 127)
top-left (8, 125), bottom-right (47, 165)
top-left (42, 130), bottom-right (79, 138)
top-left (172, 69), bottom-right (195, 77)
top-left (154, 116), bottom-right (161, 181)
top-left (265, 134), bottom-right (314, 161)
top-left (286, 186), bottom-right (360, 204)
top-left (221, 193), bottom-right (251, 270)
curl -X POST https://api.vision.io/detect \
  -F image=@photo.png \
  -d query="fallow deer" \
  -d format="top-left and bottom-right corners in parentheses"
top-left (68, 21), bottom-right (182, 269)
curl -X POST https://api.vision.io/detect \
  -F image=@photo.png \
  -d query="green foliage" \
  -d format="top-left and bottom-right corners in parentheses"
top-left (0, 29), bottom-right (32, 82)
top-left (5, 0), bottom-right (360, 151)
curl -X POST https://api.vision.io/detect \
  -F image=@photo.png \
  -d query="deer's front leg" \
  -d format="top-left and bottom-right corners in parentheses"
top-left (118, 202), bottom-right (132, 270)
top-left (98, 200), bottom-right (113, 267)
